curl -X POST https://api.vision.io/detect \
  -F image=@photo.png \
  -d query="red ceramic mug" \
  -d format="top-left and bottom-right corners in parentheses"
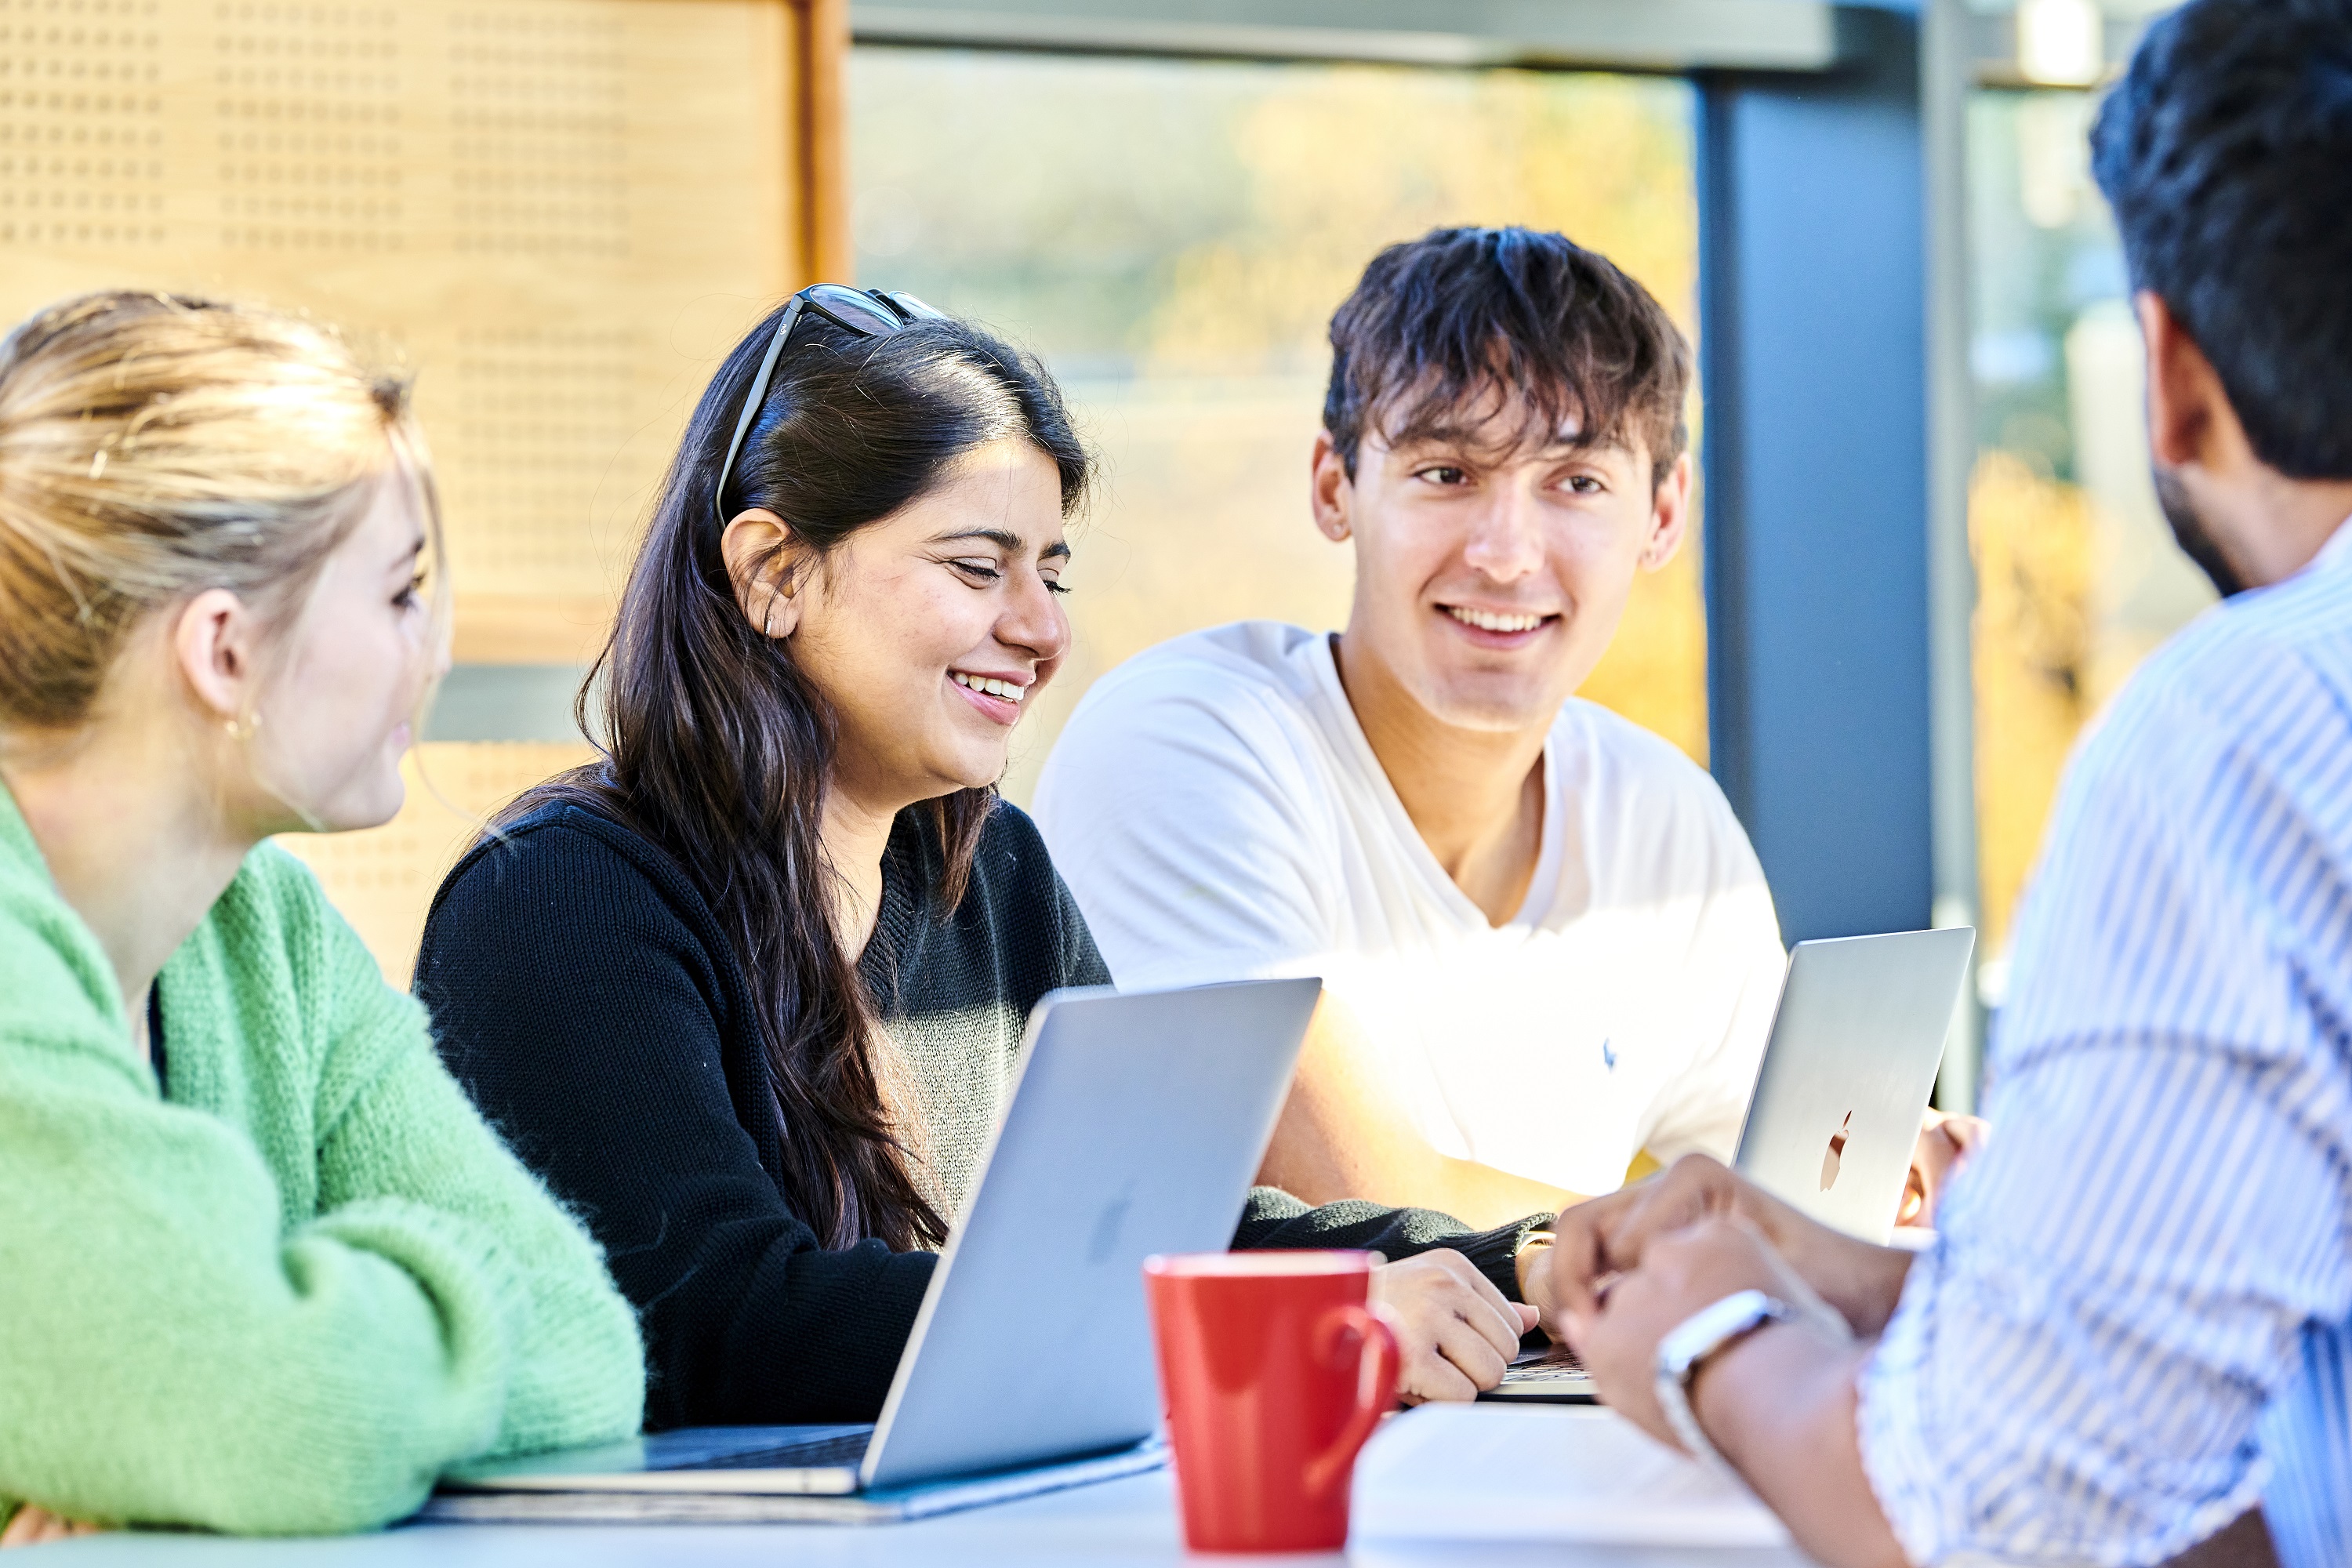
top-left (1142, 1250), bottom-right (1402, 1553)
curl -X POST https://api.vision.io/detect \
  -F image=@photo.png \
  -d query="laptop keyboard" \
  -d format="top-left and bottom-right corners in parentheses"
top-left (691, 1430), bottom-right (873, 1470)
top-left (1501, 1343), bottom-right (1589, 1385)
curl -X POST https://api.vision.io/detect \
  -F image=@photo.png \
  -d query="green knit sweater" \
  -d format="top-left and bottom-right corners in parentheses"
top-left (0, 786), bottom-right (645, 1536)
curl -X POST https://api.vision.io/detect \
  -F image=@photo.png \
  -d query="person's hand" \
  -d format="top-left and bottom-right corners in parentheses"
top-left (1, 1506), bottom-right (103, 1550)
top-left (1561, 1214), bottom-right (1850, 1454)
top-left (1548, 1155), bottom-right (1914, 1336)
top-left (1368, 1249), bottom-right (1541, 1404)
top-left (1895, 1109), bottom-right (1987, 1229)
top-left (1516, 1231), bottom-right (1564, 1341)
top-left (1548, 1155), bottom-right (1786, 1317)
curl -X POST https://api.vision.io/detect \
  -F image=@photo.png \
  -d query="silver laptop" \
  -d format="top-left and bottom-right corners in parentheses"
top-left (1483, 927), bottom-right (1975, 1404)
top-left (1731, 926), bottom-right (1975, 1243)
top-left (441, 977), bottom-right (1322, 1500)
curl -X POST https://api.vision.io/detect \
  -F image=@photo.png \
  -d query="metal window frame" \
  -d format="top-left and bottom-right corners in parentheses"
top-left (851, 0), bottom-right (1847, 74)
top-left (1697, 1), bottom-right (1982, 1106)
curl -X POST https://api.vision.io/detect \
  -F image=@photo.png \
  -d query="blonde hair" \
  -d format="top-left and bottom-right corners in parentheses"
top-left (0, 290), bottom-right (442, 731)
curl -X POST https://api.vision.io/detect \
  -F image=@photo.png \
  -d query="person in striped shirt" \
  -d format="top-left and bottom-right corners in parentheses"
top-left (1543, 2), bottom-right (2352, 1565)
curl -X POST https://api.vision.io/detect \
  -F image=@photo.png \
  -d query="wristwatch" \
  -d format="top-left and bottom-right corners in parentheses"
top-left (1653, 1288), bottom-right (1793, 1474)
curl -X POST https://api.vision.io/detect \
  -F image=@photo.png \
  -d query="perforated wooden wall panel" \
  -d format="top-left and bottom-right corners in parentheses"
top-left (0, 0), bottom-right (800, 659)
top-left (0, 0), bottom-right (823, 979)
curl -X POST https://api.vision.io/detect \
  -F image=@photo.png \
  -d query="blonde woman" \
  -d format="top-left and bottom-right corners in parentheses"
top-left (0, 292), bottom-right (643, 1546)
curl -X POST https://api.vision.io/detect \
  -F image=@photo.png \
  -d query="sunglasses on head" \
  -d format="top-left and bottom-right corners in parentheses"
top-left (711, 283), bottom-right (948, 531)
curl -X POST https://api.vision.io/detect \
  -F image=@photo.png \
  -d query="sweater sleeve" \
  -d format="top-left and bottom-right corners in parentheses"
top-left (416, 821), bottom-right (938, 1428)
top-left (1050, 847), bottom-right (1115, 989)
top-left (1232, 1188), bottom-right (1549, 1302)
top-left (0, 857), bottom-right (629, 1537)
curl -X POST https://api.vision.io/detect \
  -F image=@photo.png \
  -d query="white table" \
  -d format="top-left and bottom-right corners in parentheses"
top-left (42, 1471), bottom-right (1813, 1566)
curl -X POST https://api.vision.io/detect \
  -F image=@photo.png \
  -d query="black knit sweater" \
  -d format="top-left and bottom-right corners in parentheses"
top-left (416, 796), bottom-right (1542, 1430)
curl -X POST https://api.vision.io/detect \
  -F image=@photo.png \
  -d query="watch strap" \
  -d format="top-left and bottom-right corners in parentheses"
top-left (1653, 1288), bottom-right (1793, 1473)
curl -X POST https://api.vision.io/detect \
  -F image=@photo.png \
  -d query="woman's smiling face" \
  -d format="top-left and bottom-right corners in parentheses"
top-left (745, 437), bottom-right (1072, 814)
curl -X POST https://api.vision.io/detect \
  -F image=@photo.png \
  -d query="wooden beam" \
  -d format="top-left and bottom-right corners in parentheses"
top-left (793, 0), bottom-right (855, 285)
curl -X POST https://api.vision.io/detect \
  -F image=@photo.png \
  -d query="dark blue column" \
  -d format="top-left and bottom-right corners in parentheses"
top-left (1698, 6), bottom-right (1935, 945)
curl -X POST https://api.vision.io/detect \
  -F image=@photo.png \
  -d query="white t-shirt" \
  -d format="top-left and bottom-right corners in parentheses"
top-left (1033, 621), bottom-right (1788, 1197)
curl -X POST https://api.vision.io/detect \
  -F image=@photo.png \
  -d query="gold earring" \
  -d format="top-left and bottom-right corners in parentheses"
top-left (223, 713), bottom-right (257, 743)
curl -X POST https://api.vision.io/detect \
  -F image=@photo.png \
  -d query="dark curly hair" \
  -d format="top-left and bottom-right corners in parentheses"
top-left (2091, 0), bottom-right (2352, 479)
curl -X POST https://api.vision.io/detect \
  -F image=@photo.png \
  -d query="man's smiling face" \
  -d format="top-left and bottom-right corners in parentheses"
top-left (1315, 391), bottom-right (1692, 735)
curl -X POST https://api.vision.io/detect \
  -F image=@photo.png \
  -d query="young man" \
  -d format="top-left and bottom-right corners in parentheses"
top-left (1035, 228), bottom-right (1792, 1232)
top-left (1550, 4), bottom-right (2352, 1565)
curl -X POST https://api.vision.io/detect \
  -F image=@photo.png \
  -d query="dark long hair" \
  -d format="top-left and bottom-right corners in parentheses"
top-left (505, 302), bottom-right (1088, 1250)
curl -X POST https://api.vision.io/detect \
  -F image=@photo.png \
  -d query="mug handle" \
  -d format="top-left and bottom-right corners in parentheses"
top-left (1301, 1302), bottom-right (1403, 1501)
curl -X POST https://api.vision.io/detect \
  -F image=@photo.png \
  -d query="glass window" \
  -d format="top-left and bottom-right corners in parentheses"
top-left (1966, 85), bottom-right (2213, 998)
top-left (850, 48), bottom-right (1707, 804)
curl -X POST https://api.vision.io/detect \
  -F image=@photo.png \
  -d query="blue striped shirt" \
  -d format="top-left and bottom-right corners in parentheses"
top-left (1857, 517), bottom-right (2352, 1567)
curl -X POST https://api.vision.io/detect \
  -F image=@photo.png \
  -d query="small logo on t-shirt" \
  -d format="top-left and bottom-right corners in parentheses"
top-left (1600, 1038), bottom-right (1617, 1071)
top-left (1820, 1111), bottom-right (1854, 1191)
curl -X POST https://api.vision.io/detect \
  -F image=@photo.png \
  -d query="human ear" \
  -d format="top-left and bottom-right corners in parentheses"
top-left (1310, 430), bottom-right (1354, 543)
top-left (170, 587), bottom-right (265, 732)
top-left (1639, 452), bottom-right (1695, 572)
top-left (720, 507), bottom-right (803, 639)
top-left (2137, 290), bottom-right (2225, 473)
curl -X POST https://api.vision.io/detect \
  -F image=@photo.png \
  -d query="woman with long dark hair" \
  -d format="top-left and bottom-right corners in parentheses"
top-left (416, 289), bottom-right (1553, 1428)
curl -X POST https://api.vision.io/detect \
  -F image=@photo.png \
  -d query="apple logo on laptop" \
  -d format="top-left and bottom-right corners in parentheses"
top-left (1820, 1111), bottom-right (1854, 1192)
